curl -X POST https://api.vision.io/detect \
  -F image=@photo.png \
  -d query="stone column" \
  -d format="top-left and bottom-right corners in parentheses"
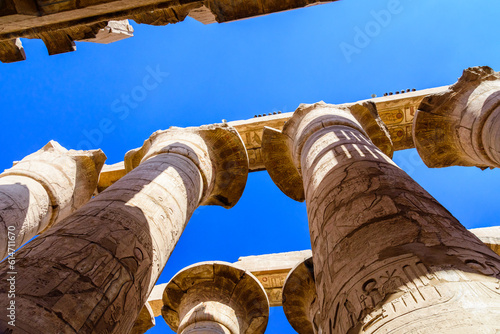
top-left (282, 256), bottom-right (318, 334)
top-left (0, 125), bottom-right (248, 333)
top-left (262, 101), bottom-right (500, 333)
top-left (0, 140), bottom-right (106, 260)
top-left (162, 261), bottom-right (269, 334)
top-left (414, 66), bottom-right (500, 169)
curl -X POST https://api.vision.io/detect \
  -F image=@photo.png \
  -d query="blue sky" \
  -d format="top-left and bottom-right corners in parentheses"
top-left (1, 0), bottom-right (500, 332)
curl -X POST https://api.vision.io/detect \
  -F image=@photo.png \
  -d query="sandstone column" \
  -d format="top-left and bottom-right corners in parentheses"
top-left (282, 256), bottom-right (318, 334)
top-left (0, 124), bottom-right (248, 333)
top-left (0, 140), bottom-right (106, 260)
top-left (262, 101), bottom-right (500, 333)
top-left (162, 261), bottom-right (269, 334)
top-left (414, 66), bottom-right (500, 169)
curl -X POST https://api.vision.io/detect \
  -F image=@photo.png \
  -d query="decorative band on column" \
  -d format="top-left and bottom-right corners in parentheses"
top-left (414, 66), bottom-right (500, 168)
top-left (261, 101), bottom-right (393, 202)
top-left (162, 261), bottom-right (269, 334)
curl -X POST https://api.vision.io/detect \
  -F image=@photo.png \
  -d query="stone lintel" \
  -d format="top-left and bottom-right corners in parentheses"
top-left (96, 161), bottom-right (126, 193)
top-left (97, 86), bottom-right (448, 193)
top-left (0, 0), bottom-right (335, 60)
top-left (469, 226), bottom-right (500, 256)
top-left (130, 303), bottom-right (155, 334)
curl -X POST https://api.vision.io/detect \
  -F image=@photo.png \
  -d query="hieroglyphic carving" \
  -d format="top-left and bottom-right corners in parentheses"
top-left (0, 125), bottom-right (248, 333)
top-left (253, 270), bottom-right (289, 307)
top-left (262, 101), bottom-right (500, 334)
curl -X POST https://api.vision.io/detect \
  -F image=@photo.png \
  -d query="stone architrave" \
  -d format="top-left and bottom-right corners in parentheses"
top-left (0, 140), bottom-right (106, 260)
top-left (414, 66), bottom-right (500, 169)
top-left (162, 261), bottom-right (269, 334)
top-left (0, 124), bottom-right (248, 333)
top-left (282, 256), bottom-right (318, 334)
top-left (262, 101), bottom-right (500, 333)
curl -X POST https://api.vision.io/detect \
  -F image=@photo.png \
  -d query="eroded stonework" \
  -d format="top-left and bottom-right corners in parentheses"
top-left (162, 261), bottom-right (269, 334)
top-left (0, 0), bottom-right (334, 62)
top-left (414, 66), bottom-right (500, 169)
top-left (1, 71), bottom-right (500, 334)
top-left (0, 140), bottom-right (105, 260)
top-left (0, 124), bottom-right (248, 333)
top-left (263, 101), bottom-right (500, 333)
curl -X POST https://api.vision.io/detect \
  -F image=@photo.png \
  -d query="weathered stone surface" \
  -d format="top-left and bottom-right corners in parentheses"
top-left (470, 226), bottom-right (500, 256)
top-left (414, 66), bottom-right (500, 169)
top-left (97, 161), bottom-right (127, 193)
top-left (0, 0), bottom-right (335, 60)
top-left (234, 250), bottom-right (312, 307)
top-left (0, 125), bottom-right (248, 333)
top-left (130, 302), bottom-right (155, 334)
top-left (162, 261), bottom-right (269, 334)
top-left (262, 101), bottom-right (393, 202)
top-left (142, 250), bottom-right (311, 322)
top-left (282, 256), bottom-right (317, 334)
top-left (80, 20), bottom-right (134, 44)
top-left (0, 140), bottom-right (105, 260)
top-left (263, 101), bottom-right (500, 333)
top-left (0, 38), bottom-right (25, 63)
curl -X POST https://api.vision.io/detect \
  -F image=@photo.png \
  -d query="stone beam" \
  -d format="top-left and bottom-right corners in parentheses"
top-left (0, 0), bottom-right (334, 62)
top-left (96, 86), bottom-right (449, 192)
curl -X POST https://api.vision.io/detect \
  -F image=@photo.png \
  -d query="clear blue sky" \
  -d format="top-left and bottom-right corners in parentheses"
top-left (1, 0), bottom-right (500, 332)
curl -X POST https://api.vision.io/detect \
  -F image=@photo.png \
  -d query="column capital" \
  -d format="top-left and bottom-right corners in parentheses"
top-left (262, 101), bottom-right (393, 201)
top-left (414, 66), bottom-right (500, 168)
top-left (282, 257), bottom-right (318, 334)
top-left (162, 261), bottom-right (269, 334)
top-left (0, 140), bottom-right (106, 230)
top-left (124, 124), bottom-right (248, 208)
top-left (130, 303), bottom-right (155, 334)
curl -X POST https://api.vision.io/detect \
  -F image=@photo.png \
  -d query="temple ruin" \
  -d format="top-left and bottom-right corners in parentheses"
top-left (1, 0), bottom-right (500, 333)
